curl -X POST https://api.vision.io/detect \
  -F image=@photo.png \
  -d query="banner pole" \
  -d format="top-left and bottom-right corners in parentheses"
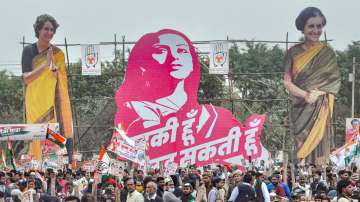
top-left (64, 38), bottom-right (76, 165)
top-left (114, 34), bottom-right (118, 69)
top-left (122, 35), bottom-right (126, 69)
top-left (144, 143), bottom-right (148, 176)
top-left (352, 57), bottom-right (356, 118)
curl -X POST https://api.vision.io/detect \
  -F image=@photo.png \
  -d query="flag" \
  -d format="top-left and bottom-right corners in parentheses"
top-left (330, 139), bottom-right (360, 168)
top-left (114, 124), bottom-right (135, 147)
top-left (1, 149), bottom-right (6, 169)
top-left (209, 41), bottom-right (229, 74)
top-left (6, 141), bottom-right (16, 170)
top-left (108, 124), bottom-right (145, 163)
top-left (46, 128), bottom-right (67, 148)
top-left (97, 146), bottom-right (110, 174)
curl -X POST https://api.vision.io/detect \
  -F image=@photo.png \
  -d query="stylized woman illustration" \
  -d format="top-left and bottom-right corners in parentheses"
top-left (21, 14), bottom-right (73, 160)
top-left (114, 29), bottom-right (268, 167)
top-left (283, 7), bottom-right (341, 164)
top-left (115, 29), bottom-right (200, 130)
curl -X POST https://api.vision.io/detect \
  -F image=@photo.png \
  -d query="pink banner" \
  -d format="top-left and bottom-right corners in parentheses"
top-left (113, 29), bottom-right (268, 168)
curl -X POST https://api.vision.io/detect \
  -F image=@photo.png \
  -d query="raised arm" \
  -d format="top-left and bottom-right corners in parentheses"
top-left (22, 47), bottom-right (53, 85)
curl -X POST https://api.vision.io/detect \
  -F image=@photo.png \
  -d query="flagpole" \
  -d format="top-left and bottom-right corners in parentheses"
top-left (144, 143), bottom-right (148, 176)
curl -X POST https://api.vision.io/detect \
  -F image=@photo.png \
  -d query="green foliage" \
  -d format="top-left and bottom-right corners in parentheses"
top-left (0, 71), bottom-right (23, 124)
top-left (334, 42), bottom-right (360, 145)
top-left (228, 42), bottom-right (288, 152)
top-left (198, 55), bottom-right (225, 105)
top-left (68, 51), bottom-right (126, 155)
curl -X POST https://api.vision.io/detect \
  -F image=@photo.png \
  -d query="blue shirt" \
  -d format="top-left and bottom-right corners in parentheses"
top-left (266, 183), bottom-right (291, 199)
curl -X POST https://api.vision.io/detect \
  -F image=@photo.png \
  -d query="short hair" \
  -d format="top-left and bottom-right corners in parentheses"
top-left (211, 177), bottom-right (222, 186)
top-left (299, 175), bottom-right (306, 180)
top-left (351, 119), bottom-right (360, 126)
top-left (337, 180), bottom-right (351, 195)
top-left (271, 174), bottom-right (280, 179)
top-left (243, 173), bottom-right (253, 183)
top-left (255, 171), bottom-right (264, 178)
top-left (126, 178), bottom-right (134, 185)
top-left (338, 170), bottom-right (352, 176)
top-left (314, 170), bottom-right (322, 176)
top-left (248, 170), bottom-right (256, 176)
top-left (147, 181), bottom-right (158, 190)
top-left (143, 176), bottom-right (154, 187)
top-left (81, 193), bottom-right (95, 202)
top-left (45, 168), bottom-right (53, 175)
top-left (295, 7), bottom-right (326, 31)
top-left (64, 196), bottom-right (80, 202)
top-left (157, 176), bottom-right (165, 182)
top-left (33, 14), bottom-right (59, 38)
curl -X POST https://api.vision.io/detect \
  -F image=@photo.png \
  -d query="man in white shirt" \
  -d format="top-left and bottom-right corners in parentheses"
top-left (253, 172), bottom-right (270, 202)
top-left (228, 173), bottom-right (256, 202)
top-left (127, 179), bottom-right (145, 202)
top-left (293, 175), bottom-right (311, 200)
top-left (145, 182), bottom-right (163, 202)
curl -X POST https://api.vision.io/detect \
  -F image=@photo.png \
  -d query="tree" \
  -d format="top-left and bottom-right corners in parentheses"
top-left (68, 50), bottom-right (126, 156)
top-left (334, 42), bottom-right (360, 145)
top-left (228, 42), bottom-right (288, 152)
top-left (0, 71), bottom-right (23, 124)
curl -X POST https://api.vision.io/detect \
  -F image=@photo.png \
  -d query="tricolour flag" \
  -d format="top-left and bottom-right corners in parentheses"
top-left (97, 146), bottom-right (110, 174)
top-left (330, 138), bottom-right (360, 169)
top-left (46, 128), bottom-right (67, 148)
top-left (1, 149), bottom-right (6, 169)
top-left (6, 141), bottom-right (16, 170)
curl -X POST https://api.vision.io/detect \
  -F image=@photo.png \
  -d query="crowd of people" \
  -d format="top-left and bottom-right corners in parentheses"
top-left (0, 163), bottom-right (360, 202)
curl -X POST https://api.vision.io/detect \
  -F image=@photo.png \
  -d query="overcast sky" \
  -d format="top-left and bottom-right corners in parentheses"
top-left (1, 0), bottom-right (359, 75)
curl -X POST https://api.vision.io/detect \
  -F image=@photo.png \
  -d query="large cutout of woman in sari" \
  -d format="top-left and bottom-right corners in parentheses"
top-left (21, 14), bottom-right (73, 160)
top-left (283, 7), bottom-right (341, 164)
